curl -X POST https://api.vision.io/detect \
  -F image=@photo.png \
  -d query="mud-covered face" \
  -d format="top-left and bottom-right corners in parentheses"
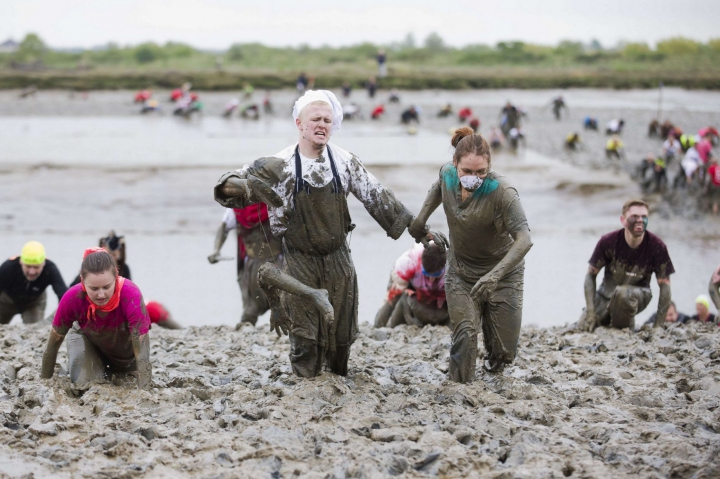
top-left (296, 103), bottom-right (333, 150)
top-left (82, 270), bottom-right (117, 306)
top-left (20, 260), bottom-right (45, 281)
top-left (621, 205), bottom-right (649, 238)
top-left (455, 153), bottom-right (489, 192)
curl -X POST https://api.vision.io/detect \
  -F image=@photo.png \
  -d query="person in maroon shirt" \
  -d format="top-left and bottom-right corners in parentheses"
top-left (580, 199), bottom-right (674, 331)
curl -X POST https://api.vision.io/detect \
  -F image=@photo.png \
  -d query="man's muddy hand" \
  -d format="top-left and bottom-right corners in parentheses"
top-left (471, 273), bottom-right (499, 302)
top-left (408, 218), bottom-right (429, 243)
top-left (207, 252), bottom-right (221, 264)
top-left (270, 309), bottom-right (291, 337)
top-left (220, 177), bottom-right (249, 198)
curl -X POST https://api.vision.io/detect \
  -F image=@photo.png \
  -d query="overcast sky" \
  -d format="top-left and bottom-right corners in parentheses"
top-left (2, 0), bottom-right (719, 50)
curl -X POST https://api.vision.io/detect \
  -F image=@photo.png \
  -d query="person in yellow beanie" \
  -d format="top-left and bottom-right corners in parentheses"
top-left (690, 295), bottom-right (717, 325)
top-left (0, 241), bottom-right (67, 324)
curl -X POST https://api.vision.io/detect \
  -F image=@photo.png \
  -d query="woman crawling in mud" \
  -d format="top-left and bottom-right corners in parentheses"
top-left (409, 127), bottom-right (533, 383)
top-left (40, 248), bottom-right (152, 389)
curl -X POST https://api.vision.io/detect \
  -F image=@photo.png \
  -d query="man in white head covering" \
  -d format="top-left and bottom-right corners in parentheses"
top-left (214, 90), bottom-right (434, 378)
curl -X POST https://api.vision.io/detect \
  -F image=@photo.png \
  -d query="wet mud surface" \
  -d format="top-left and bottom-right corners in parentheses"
top-left (1, 322), bottom-right (719, 478)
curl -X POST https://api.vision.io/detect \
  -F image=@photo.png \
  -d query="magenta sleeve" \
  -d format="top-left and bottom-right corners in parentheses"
top-left (52, 284), bottom-right (85, 335)
top-left (121, 281), bottom-right (151, 336)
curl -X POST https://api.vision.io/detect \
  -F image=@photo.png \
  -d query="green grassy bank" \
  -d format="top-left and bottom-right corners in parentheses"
top-left (3, 67), bottom-right (720, 91)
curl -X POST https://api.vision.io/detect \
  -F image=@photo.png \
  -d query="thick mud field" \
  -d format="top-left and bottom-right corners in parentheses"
top-left (1, 322), bottom-right (719, 478)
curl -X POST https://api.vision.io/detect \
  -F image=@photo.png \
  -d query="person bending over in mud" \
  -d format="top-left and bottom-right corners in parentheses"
top-left (579, 199), bottom-right (674, 332)
top-left (0, 241), bottom-right (67, 324)
top-left (408, 127), bottom-right (533, 382)
top-left (41, 248), bottom-right (152, 389)
top-left (208, 204), bottom-right (283, 327)
top-left (374, 242), bottom-right (448, 329)
top-left (214, 89), bottom-right (419, 378)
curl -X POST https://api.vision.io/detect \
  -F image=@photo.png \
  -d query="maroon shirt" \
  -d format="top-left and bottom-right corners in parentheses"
top-left (589, 229), bottom-right (674, 297)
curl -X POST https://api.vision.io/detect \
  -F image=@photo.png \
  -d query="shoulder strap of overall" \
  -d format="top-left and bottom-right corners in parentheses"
top-left (326, 146), bottom-right (343, 194)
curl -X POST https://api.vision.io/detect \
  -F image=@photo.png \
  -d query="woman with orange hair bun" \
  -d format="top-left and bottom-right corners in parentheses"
top-left (408, 127), bottom-right (533, 383)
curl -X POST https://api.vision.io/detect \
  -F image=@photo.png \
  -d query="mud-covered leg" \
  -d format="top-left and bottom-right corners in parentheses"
top-left (481, 272), bottom-right (524, 372)
top-left (289, 335), bottom-right (324, 378)
top-left (446, 280), bottom-right (481, 383)
top-left (326, 344), bottom-right (351, 376)
top-left (67, 326), bottom-right (107, 384)
top-left (258, 263), bottom-right (334, 335)
top-left (608, 285), bottom-right (652, 330)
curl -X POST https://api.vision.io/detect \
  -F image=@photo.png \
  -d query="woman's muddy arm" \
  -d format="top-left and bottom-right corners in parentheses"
top-left (583, 267), bottom-right (600, 331)
top-left (131, 334), bottom-right (152, 390)
top-left (470, 226), bottom-right (533, 301)
top-left (408, 182), bottom-right (442, 241)
top-left (40, 328), bottom-right (66, 379)
top-left (709, 277), bottom-right (720, 311)
top-left (654, 279), bottom-right (672, 328)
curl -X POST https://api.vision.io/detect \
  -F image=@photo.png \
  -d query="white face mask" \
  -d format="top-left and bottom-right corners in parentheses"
top-left (459, 175), bottom-right (484, 191)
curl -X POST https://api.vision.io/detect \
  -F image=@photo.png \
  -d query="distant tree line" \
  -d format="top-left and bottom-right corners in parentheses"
top-left (3, 32), bottom-right (720, 73)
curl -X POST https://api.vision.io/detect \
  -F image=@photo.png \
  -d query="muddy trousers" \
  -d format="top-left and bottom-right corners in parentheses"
top-left (289, 335), bottom-right (352, 377)
top-left (238, 254), bottom-right (283, 326)
top-left (0, 291), bottom-right (46, 325)
top-left (388, 293), bottom-right (449, 328)
top-left (284, 244), bottom-right (358, 378)
top-left (446, 268), bottom-right (524, 383)
top-left (66, 324), bottom-right (136, 384)
top-left (595, 285), bottom-right (652, 330)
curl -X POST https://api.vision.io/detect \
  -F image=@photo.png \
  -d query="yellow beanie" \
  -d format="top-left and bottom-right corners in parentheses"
top-left (695, 295), bottom-right (710, 309)
top-left (20, 241), bottom-right (46, 265)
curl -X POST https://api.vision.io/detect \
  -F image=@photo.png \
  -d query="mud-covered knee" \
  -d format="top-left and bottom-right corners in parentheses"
top-left (452, 320), bottom-right (477, 341)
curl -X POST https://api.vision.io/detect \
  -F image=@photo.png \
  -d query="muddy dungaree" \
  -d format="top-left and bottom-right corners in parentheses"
top-left (283, 146), bottom-right (357, 377)
top-left (440, 166), bottom-right (528, 383)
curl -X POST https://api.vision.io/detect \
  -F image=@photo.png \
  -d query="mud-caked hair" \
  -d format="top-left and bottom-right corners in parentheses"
top-left (80, 250), bottom-right (118, 279)
top-left (451, 127), bottom-right (492, 168)
top-left (421, 244), bottom-right (447, 274)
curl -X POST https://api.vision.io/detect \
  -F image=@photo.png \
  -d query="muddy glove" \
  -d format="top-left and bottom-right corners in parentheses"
top-left (470, 273), bottom-right (500, 303)
top-left (408, 218), bottom-right (429, 243)
top-left (207, 252), bottom-right (221, 264)
top-left (270, 308), bottom-right (291, 337)
top-left (422, 230), bottom-right (449, 251)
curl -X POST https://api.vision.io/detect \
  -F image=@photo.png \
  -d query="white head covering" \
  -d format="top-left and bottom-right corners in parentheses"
top-left (292, 90), bottom-right (343, 134)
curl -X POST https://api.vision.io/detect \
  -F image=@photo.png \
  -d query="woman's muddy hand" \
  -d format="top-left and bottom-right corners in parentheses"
top-left (408, 218), bottom-right (428, 242)
top-left (424, 230), bottom-right (449, 251)
top-left (471, 274), bottom-right (499, 302)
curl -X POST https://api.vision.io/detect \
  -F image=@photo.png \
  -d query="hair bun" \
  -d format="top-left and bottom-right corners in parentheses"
top-left (451, 127), bottom-right (475, 148)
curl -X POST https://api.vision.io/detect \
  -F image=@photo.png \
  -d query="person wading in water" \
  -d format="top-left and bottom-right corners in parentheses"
top-left (214, 90), bottom-right (423, 378)
top-left (409, 127), bottom-right (532, 383)
top-left (41, 248), bottom-right (152, 389)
